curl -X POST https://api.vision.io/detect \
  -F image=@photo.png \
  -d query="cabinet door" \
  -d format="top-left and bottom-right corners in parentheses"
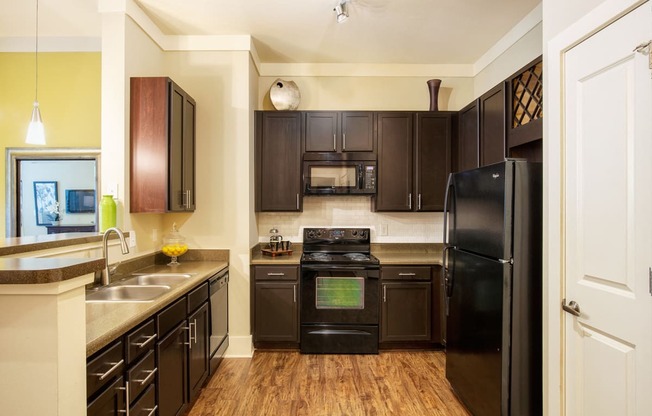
top-left (305, 111), bottom-right (338, 152)
top-left (87, 376), bottom-right (126, 416)
top-left (456, 100), bottom-right (479, 172)
top-left (169, 81), bottom-right (196, 212)
top-left (188, 302), bottom-right (209, 402)
top-left (254, 282), bottom-right (298, 343)
top-left (415, 113), bottom-right (451, 211)
top-left (381, 282), bottom-right (432, 342)
top-left (182, 93), bottom-right (196, 211)
top-left (479, 83), bottom-right (506, 167)
top-left (169, 81), bottom-right (185, 211)
top-left (374, 112), bottom-right (414, 211)
top-left (341, 111), bottom-right (374, 152)
top-left (255, 112), bottom-right (303, 212)
top-left (157, 323), bottom-right (188, 416)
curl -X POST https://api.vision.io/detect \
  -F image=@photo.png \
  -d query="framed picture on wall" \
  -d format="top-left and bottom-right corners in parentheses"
top-left (34, 181), bottom-right (59, 225)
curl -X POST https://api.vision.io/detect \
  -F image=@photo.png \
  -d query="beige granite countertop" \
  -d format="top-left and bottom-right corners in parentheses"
top-left (371, 243), bottom-right (444, 265)
top-left (86, 260), bottom-right (228, 357)
top-left (249, 243), bottom-right (443, 266)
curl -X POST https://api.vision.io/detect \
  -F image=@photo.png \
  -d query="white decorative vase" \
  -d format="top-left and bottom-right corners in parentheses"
top-left (270, 79), bottom-right (301, 110)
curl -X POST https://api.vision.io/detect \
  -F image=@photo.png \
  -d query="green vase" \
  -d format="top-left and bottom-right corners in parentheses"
top-left (99, 195), bottom-right (116, 233)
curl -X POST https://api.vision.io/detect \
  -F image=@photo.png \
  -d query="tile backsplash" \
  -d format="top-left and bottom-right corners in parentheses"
top-left (257, 196), bottom-right (444, 243)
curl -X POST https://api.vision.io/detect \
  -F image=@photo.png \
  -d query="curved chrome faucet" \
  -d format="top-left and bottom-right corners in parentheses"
top-left (101, 227), bottom-right (130, 286)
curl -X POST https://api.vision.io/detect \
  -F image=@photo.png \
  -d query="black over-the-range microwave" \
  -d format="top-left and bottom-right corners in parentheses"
top-left (303, 159), bottom-right (376, 195)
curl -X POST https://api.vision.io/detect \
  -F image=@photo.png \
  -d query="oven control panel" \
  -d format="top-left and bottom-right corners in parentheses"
top-left (304, 228), bottom-right (369, 241)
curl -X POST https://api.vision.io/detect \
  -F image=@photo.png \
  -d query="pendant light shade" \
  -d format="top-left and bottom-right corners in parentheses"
top-left (26, 101), bottom-right (45, 145)
top-left (26, 0), bottom-right (45, 145)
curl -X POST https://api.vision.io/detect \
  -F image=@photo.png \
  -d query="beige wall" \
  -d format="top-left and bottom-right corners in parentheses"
top-left (259, 76), bottom-right (474, 112)
top-left (474, 22), bottom-right (543, 98)
top-left (543, 0), bottom-right (606, 41)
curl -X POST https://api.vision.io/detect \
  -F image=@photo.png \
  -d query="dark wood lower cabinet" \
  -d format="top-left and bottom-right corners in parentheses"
top-left (381, 282), bottom-right (432, 342)
top-left (157, 323), bottom-right (189, 416)
top-left (87, 376), bottom-right (125, 416)
top-left (252, 265), bottom-right (300, 347)
top-left (188, 302), bottom-right (210, 402)
top-left (254, 282), bottom-right (299, 343)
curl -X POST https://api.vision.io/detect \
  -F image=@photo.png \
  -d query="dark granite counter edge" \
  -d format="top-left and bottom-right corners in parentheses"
top-left (0, 232), bottom-right (130, 257)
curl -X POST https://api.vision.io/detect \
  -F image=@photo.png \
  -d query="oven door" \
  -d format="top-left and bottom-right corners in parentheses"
top-left (300, 266), bottom-right (379, 325)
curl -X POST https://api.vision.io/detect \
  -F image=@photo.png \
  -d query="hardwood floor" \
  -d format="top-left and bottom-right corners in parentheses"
top-left (188, 351), bottom-right (470, 416)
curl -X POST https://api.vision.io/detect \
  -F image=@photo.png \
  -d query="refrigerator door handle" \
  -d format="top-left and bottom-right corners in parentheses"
top-left (442, 173), bottom-right (454, 245)
top-left (442, 245), bottom-right (455, 298)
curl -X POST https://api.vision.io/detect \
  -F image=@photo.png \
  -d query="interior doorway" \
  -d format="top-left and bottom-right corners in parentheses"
top-left (5, 148), bottom-right (101, 237)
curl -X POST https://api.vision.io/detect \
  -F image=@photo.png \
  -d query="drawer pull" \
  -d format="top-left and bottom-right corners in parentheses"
top-left (144, 406), bottom-right (158, 416)
top-left (117, 381), bottom-right (130, 415)
top-left (267, 272), bottom-right (285, 276)
top-left (92, 359), bottom-right (124, 381)
top-left (133, 334), bottom-right (157, 349)
top-left (398, 273), bottom-right (417, 276)
top-left (134, 368), bottom-right (157, 386)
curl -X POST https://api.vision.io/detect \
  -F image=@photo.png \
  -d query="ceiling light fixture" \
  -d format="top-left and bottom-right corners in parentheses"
top-left (26, 0), bottom-right (45, 145)
top-left (334, 0), bottom-right (349, 24)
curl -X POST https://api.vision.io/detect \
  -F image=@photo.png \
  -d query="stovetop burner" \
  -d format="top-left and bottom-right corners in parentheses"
top-left (301, 228), bottom-right (379, 267)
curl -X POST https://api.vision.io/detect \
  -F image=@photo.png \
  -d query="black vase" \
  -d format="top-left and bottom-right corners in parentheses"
top-left (427, 79), bottom-right (442, 111)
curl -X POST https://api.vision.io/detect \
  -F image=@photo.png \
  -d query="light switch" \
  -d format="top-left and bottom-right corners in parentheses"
top-left (380, 223), bottom-right (388, 236)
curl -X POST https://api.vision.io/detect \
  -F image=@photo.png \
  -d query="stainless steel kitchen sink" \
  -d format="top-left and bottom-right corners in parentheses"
top-left (122, 273), bottom-right (193, 286)
top-left (86, 285), bottom-right (171, 303)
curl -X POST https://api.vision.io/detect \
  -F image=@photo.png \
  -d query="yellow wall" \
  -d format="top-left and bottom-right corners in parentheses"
top-left (0, 52), bottom-right (101, 237)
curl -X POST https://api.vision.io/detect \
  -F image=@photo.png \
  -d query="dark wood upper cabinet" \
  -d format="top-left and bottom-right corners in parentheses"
top-left (130, 77), bottom-right (196, 213)
top-left (255, 111), bottom-right (303, 212)
top-left (455, 100), bottom-right (479, 172)
top-left (374, 112), bottom-right (453, 212)
top-left (415, 113), bottom-right (453, 211)
top-left (374, 112), bottom-right (414, 211)
top-left (479, 82), bottom-right (507, 167)
top-left (305, 111), bottom-right (374, 153)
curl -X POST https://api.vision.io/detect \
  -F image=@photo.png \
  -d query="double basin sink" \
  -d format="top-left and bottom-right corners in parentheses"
top-left (86, 273), bottom-right (194, 303)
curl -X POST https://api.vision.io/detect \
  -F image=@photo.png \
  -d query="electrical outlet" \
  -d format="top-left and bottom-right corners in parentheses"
top-left (380, 223), bottom-right (388, 236)
top-left (152, 229), bottom-right (158, 242)
top-left (106, 183), bottom-right (119, 198)
top-left (128, 231), bottom-right (137, 247)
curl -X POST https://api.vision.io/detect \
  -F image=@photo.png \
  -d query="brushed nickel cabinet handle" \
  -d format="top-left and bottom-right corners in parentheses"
top-left (134, 368), bottom-right (157, 386)
top-left (92, 359), bottom-right (124, 381)
top-left (134, 334), bottom-right (156, 349)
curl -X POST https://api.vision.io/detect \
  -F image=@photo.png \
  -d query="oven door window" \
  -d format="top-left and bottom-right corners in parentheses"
top-left (315, 276), bottom-right (364, 309)
top-left (309, 166), bottom-right (357, 188)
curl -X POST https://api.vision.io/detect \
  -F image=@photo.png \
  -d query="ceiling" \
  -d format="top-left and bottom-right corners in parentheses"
top-left (1, 0), bottom-right (540, 65)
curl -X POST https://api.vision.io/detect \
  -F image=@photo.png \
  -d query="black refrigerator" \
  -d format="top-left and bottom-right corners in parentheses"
top-left (442, 160), bottom-right (542, 416)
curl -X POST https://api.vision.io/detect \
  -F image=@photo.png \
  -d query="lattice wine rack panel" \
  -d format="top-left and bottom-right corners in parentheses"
top-left (512, 61), bottom-right (543, 128)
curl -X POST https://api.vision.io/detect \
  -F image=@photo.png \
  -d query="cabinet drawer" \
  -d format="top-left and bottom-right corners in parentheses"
top-left (87, 340), bottom-right (125, 399)
top-left (187, 281), bottom-right (209, 313)
top-left (130, 383), bottom-right (156, 416)
top-left (128, 350), bottom-right (157, 403)
top-left (254, 265), bottom-right (298, 281)
top-left (126, 319), bottom-right (157, 365)
top-left (381, 266), bottom-right (431, 281)
top-left (157, 296), bottom-right (188, 337)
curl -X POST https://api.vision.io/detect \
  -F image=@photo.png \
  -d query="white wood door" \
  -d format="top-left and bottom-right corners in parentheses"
top-left (563, 3), bottom-right (652, 415)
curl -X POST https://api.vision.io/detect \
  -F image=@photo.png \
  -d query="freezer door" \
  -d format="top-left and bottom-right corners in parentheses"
top-left (446, 248), bottom-right (511, 416)
top-left (450, 161), bottom-right (514, 260)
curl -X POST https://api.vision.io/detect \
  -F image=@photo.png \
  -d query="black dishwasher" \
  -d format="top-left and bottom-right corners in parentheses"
top-left (209, 269), bottom-right (229, 374)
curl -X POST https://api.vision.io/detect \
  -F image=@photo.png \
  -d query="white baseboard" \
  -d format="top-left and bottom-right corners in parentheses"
top-left (224, 335), bottom-right (253, 358)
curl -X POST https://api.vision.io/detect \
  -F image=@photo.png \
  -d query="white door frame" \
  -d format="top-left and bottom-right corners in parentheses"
top-left (544, 0), bottom-right (648, 414)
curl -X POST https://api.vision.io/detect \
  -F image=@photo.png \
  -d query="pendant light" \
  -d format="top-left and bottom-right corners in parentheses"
top-left (26, 0), bottom-right (45, 145)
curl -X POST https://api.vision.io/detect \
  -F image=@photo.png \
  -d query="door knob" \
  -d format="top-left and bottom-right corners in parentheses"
top-left (562, 298), bottom-right (581, 317)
